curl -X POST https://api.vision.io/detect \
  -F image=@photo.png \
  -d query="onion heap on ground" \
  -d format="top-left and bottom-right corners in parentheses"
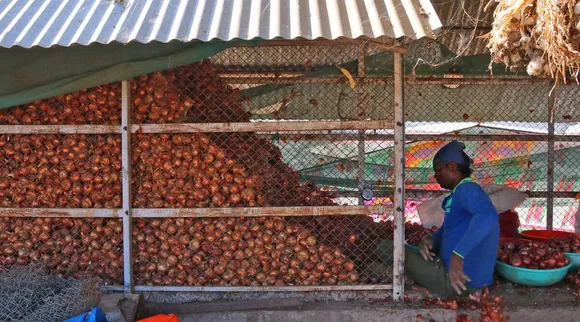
top-left (485, 0), bottom-right (580, 82)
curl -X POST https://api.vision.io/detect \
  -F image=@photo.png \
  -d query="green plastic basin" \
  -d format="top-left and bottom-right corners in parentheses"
top-left (495, 260), bottom-right (571, 287)
top-left (564, 252), bottom-right (580, 272)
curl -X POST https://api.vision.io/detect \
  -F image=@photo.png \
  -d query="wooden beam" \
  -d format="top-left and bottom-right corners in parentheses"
top-left (234, 38), bottom-right (407, 54)
top-left (133, 284), bottom-right (393, 292)
top-left (132, 205), bottom-right (390, 218)
top-left (0, 208), bottom-right (121, 218)
top-left (366, 40), bottom-right (409, 54)
top-left (223, 76), bottom-right (390, 85)
top-left (257, 133), bottom-right (580, 142)
top-left (0, 124), bottom-right (120, 134)
top-left (0, 205), bottom-right (390, 218)
top-left (135, 120), bottom-right (394, 133)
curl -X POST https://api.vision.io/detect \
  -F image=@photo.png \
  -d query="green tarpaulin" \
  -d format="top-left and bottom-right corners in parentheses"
top-left (0, 40), bottom-right (258, 109)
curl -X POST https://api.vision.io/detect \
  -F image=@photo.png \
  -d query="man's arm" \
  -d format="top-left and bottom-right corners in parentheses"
top-left (452, 185), bottom-right (498, 259)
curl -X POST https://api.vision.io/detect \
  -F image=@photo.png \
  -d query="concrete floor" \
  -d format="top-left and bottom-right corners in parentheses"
top-left (174, 304), bottom-right (580, 322)
top-left (138, 282), bottom-right (580, 322)
top-left (93, 279), bottom-right (580, 321)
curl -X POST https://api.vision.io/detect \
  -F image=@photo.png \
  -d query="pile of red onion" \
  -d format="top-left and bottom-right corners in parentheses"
top-left (547, 236), bottom-right (580, 253)
top-left (0, 60), bottom-right (402, 286)
top-left (0, 217), bottom-right (123, 284)
top-left (133, 217), bottom-right (358, 286)
top-left (0, 134), bottom-right (122, 208)
top-left (405, 222), bottom-right (437, 246)
top-left (0, 84), bottom-right (122, 125)
top-left (131, 133), bottom-right (264, 208)
top-left (497, 239), bottom-right (570, 269)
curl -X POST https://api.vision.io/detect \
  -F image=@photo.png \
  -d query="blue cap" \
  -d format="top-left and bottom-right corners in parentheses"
top-left (433, 140), bottom-right (472, 167)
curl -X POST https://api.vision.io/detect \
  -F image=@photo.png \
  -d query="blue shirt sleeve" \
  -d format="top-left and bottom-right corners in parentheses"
top-left (452, 183), bottom-right (498, 258)
top-left (431, 224), bottom-right (444, 250)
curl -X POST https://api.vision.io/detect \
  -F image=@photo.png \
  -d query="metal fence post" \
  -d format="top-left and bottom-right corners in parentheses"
top-left (547, 91), bottom-right (556, 231)
top-left (121, 79), bottom-right (134, 293)
top-left (357, 43), bottom-right (367, 206)
top-left (393, 50), bottom-right (406, 301)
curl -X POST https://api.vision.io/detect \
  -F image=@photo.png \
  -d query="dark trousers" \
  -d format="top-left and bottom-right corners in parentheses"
top-left (377, 240), bottom-right (479, 298)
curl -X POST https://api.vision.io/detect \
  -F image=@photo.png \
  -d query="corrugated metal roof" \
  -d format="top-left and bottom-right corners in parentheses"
top-left (0, 0), bottom-right (442, 48)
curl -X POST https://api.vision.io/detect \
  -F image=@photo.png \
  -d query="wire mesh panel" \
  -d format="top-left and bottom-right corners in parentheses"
top-left (212, 45), bottom-right (364, 74)
top-left (132, 215), bottom-right (396, 287)
top-left (128, 51), bottom-right (396, 286)
top-left (404, 82), bottom-right (557, 232)
top-left (0, 82), bottom-right (123, 284)
top-left (405, 83), bottom-right (551, 126)
top-left (0, 42), bottom-right (396, 290)
top-left (552, 85), bottom-right (580, 232)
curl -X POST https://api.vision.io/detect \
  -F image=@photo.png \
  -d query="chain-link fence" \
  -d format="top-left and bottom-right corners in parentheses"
top-left (0, 41), bottom-right (579, 292)
top-left (403, 81), bottom-right (580, 233)
top-left (0, 264), bottom-right (101, 322)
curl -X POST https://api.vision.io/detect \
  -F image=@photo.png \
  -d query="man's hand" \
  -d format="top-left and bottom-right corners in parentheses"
top-left (419, 235), bottom-right (436, 261)
top-left (449, 253), bottom-right (471, 295)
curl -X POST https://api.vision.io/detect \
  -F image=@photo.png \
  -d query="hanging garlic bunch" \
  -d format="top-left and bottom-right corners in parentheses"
top-left (485, 0), bottom-right (580, 82)
top-left (484, 0), bottom-right (537, 73)
top-left (527, 51), bottom-right (545, 75)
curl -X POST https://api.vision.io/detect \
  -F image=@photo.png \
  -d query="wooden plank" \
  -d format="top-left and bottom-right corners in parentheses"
top-left (0, 205), bottom-right (390, 218)
top-left (392, 50), bottom-right (406, 302)
top-left (135, 120), bottom-right (393, 133)
top-left (0, 124), bottom-right (120, 134)
top-left (132, 205), bottom-right (390, 218)
top-left (121, 79), bottom-right (134, 293)
top-left (223, 76), bottom-right (541, 86)
top-left (223, 76), bottom-right (391, 85)
top-left (407, 77), bottom-right (541, 85)
top-left (235, 38), bottom-right (408, 54)
top-left (256, 133), bottom-right (580, 142)
top-left (134, 284), bottom-right (393, 292)
top-left (0, 208), bottom-right (121, 218)
top-left (367, 40), bottom-right (409, 54)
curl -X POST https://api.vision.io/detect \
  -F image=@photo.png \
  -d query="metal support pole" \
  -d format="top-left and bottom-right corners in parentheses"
top-left (357, 43), bottom-right (367, 206)
top-left (357, 131), bottom-right (365, 206)
top-left (121, 80), bottom-right (134, 293)
top-left (547, 92), bottom-right (556, 230)
top-left (392, 50), bottom-right (406, 301)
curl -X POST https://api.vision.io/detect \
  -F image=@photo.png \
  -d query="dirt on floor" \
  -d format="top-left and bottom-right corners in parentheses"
top-left (138, 280), bottom-right (580, 322)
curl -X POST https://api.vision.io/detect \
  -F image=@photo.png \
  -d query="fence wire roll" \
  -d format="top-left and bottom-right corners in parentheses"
top-left (0, 263), bottom-right (101, 322)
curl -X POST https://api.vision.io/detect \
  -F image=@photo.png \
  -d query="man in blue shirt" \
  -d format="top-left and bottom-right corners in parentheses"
top-left (406, 140), bottom-right (500, 297)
